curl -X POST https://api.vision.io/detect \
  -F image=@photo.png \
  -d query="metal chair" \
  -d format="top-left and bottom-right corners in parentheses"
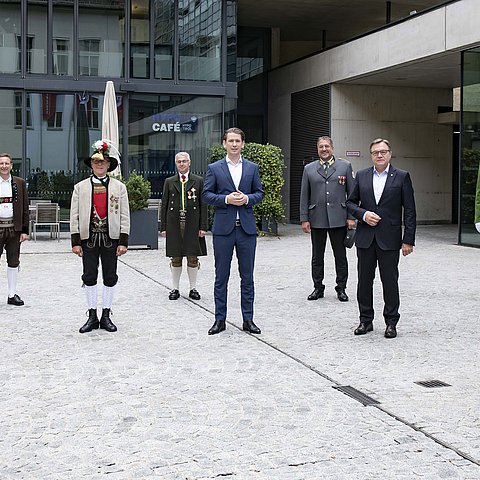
top-left (31, 203), bottom-right (60, 241)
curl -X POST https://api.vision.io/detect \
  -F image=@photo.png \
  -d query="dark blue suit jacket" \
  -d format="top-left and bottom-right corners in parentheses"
top-left (202, 157), bottom-right (264, 235)
top-left (346, 165), bottom-right (416, 250)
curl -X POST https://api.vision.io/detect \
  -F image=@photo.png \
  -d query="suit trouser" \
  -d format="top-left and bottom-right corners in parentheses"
top-left (356, 240), bottom-right (400, 326)
top-left (212, 226), bottom-right (256, 322)
top-left (310, 227), bottom-right (347, 290)
top-left (81, 239), bottom-right (119, 287)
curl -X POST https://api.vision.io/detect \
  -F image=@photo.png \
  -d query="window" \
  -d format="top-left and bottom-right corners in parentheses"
top-left (16, 35), bottom-right (34, 73)
top-left (53, 38), bottom-right (70, 75)
top-left (14, 92), bottom-right (32, 128)
top-left (79, 39), bottom-right (100, 76)
top-left (88, 96), bottom-right (100, 129)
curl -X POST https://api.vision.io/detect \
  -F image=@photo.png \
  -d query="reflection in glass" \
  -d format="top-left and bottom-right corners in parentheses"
top-left (53, 2), bottom-right (74, 75)
top-left (226, 0), bottom-right (236, 82)
top-left (0, 90), bottom-right (23, 174)
top-left (0, 1), bottom-right (21, 74)
top-left (79, 1), bottom-right (125, 77)
top-left (179, 0), bottom-right (222, 81)
top-left (460, 48), bottom-right (480, 246)
top-left (154, 0), bottom-right (174, 79)
top-left (131, 0), bottom-right (150, 78)
top-left (27, 1), bottom-right (47, 74)
top-left (128, 94), bottom-right (223, 197)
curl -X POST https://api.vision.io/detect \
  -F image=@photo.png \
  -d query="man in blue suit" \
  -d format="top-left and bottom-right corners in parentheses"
top-left (346, 139), bottom-right (416, 339)
top-left (202, 128), bottom-right (265, 335)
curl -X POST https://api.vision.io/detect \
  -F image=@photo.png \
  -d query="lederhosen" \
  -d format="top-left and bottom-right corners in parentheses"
top-left (81, 177), bottom-right (119, 287)
top-left (0, 184), bottom-right (21, 268)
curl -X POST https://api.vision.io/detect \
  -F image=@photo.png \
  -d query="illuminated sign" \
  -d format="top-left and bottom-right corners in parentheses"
top-left (151, 114), bottom-right (198, 133)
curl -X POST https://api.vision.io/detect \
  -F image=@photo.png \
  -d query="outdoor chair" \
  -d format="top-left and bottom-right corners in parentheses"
top-left (31, 202), bottom-right (60, 241)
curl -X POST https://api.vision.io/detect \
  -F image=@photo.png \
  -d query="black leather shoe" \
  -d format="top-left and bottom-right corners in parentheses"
top-left (79, 309), bottom-right (99, 333)
top-left (307, 288), bottom-right (324, 300)
top-left (169, 289), bottom-right (180, 300)
top-left (7, 294), bottom-right (24, 306)
top-left (208, 319), bottom-right (226, 335)
top-left (243, 319), bottom-right (261, 334)
top-left (384, 325), bottom-right (397, 338)
top-left (354, 322), bottom-right (373, 335)
top-left (336, 289), bottom-right (349, 302)
top-left (99, 308), bottom-right (117, 332)
top-left (189, 289), bottom-right (201, 300)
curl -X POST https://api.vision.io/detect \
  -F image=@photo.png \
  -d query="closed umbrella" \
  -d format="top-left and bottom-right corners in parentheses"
top-left (102, 81), bottom-right (121, 176)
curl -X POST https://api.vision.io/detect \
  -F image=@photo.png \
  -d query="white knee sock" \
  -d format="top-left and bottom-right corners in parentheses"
top-left (85, 284), bottom-right (97, 309)
top-left (187, 266), bottom-right (198, 290)
top-left (7, 266), bottom-right (18, 297)
top-left (103, 285), bottom-right (115, 309)
top-left (171, 266), bottom-right (182, 290)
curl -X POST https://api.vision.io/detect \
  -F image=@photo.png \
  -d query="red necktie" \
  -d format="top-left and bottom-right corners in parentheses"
top-left (181, 174), bottom-right (186, 183)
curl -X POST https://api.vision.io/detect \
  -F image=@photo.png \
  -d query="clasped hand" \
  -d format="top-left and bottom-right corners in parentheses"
top-left (227, 190), bottom-right (247, 206)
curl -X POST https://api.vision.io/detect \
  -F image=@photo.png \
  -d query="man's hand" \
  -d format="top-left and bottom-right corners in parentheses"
top-left (116, 245), bottom-right (128, 257)
top-left (199, 230), bottom-right (206, 237)
top-left (160, 231), bottom-right (166, 237)
top-left (402, 243), bottom-right (414, 256)
top-left (20, 233), bottom-right (29, 242)
top-left (226, 190), bottom-right (247, 206)
top-left (364, 211), bottom-right (381, 226)
top-left (301, 221), bottom-right (311, 234)
top-left (346, 219), bottom-right (356, 229)
top-left (72, 246), bottom-right (83, 257)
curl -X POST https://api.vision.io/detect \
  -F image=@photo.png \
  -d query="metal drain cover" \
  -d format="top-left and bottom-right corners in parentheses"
top-left (414, 380), bottom-right (451, 388)
top-left (333, 385), bottom-right (380, 405)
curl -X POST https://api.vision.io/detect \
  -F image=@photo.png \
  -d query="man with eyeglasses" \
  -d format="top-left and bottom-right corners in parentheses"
top-left (70, 140), bottom-right (130, 334)
top-left (160, 151), bottom-right (207, 301)
top-left (346, 138), bottom-right (416, 339)
top-left (300, 136), bottom-right (356, 303)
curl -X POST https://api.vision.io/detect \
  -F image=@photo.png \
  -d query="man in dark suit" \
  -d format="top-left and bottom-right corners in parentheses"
top-left (0, 153), bottom-right (29, 306)
top-left (346, 138), bottom-right (416, 338)
top-left (300, 136), bottom-right (355, 302)
top-left (202, 128), bottom-right (264, 335)
top-left (160, 151), bottom-right (207, 301)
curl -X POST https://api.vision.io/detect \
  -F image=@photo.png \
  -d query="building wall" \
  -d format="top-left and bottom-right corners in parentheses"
top-left (331, 84), bottom-right (453, 223)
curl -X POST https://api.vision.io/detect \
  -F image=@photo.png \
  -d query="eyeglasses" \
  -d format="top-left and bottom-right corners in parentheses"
top-left (91, 160), bottom-right (108, 165)
top-left (176, 160), bottom-right (189, 164)
top-left (370, 150), bottom-right (390, 157)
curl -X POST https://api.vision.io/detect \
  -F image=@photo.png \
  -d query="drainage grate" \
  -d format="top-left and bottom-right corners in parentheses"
top-left (414, 380), bottom-right (451, 388)
top-left (333, 385), bottom-right (380, 406)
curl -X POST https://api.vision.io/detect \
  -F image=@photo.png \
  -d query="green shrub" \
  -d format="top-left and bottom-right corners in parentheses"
top-left (121, 170), bottom-right (151, 211)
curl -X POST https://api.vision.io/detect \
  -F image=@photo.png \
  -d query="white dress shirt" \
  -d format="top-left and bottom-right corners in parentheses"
top-left (373, 165), bottom-right (390, 204)
top-left (0, 176), bottom-right (14, 219)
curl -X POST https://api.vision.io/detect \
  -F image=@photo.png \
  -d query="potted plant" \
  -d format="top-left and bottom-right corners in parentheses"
top-left (121, 171), bottom-right (158, 249)
top-left (207, 142), bottom-right (286, 234)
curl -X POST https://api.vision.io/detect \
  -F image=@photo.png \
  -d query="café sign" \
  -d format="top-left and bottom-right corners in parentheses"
top-left (151, 114), bottom-right (198, 133)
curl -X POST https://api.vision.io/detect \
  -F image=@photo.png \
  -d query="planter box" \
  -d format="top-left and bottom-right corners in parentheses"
top-left (128, 209), bottom-right (158, 249)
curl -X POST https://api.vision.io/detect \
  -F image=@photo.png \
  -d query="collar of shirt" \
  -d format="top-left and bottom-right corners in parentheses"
top-left (179, 172), bottom-right (189, 182)
top-left (0, 175), bottom-right (12, 184)
top-left (373, 165), bottom-right (390, 177)
top-left (226, 155), bottom-right (243, 166)
top-left (319, 157), bottom-right (335, 167)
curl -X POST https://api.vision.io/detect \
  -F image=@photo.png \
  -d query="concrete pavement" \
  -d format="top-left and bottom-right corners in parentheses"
top-left (0, 224), bottom-right (479, 479)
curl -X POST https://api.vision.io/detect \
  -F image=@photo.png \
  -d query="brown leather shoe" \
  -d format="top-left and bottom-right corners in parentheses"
top-left (354, 322), bottom-right (373, 335)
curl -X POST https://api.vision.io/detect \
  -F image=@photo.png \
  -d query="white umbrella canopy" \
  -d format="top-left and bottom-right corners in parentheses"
top-left (102, 81), bottom-right (121, 176)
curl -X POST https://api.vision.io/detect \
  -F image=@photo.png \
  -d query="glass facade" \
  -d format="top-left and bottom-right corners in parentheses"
top-left (0, 0), bottom-right (237, 221)
top-left (459, 48), bottom-right (480, 246)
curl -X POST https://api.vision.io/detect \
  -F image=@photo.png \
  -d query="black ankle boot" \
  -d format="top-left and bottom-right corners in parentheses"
top-left (99, 308), bottom-right (117, 332)
top-left (79, 309), bottom-right (99, 333)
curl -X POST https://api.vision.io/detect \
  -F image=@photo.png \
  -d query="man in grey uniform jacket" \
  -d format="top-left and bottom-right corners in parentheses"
top-left (300, 136), bottom-right (355, 302)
